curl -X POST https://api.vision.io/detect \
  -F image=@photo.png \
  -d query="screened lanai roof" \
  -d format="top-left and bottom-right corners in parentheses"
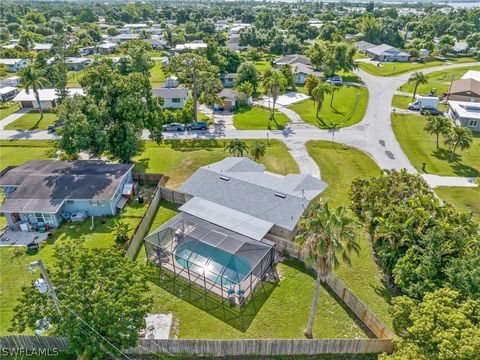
top-left (145, 212), bottom-right (274, 285)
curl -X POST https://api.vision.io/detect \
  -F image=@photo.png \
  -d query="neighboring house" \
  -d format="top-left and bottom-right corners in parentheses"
top-left (214, 20), bottom-right (229, 31)
top-left (451, 41), bottom-right (475, 56)
top-left (0, 76), bottom-right (21, 87)
top-left (0, 86), bottom-right (18, 102)
top-left (221, 73), bottom-right (237, 88)
top-left (178, 157), bottom-right (327, 240)
top-left (291, 63), bottom-right (322, 86)
top-left (275, 54), bottom-right (311, 66)
top-left (448, 101), bottom-right (480, 132)
top-left (13, 88), bottom-right (84, 109)
top-left (215, 89), bottom-right (238, 111)
top-left (152, 87), bottom-right (188, 109)
top-left (164, 76), bottom-right (179, 88)
top-left (174, 40), bottom-right (208, 53)
top-left (143, 38), bottom-right (167, 50)
top-left (355, 40), bottom-right (375, 53)
top-left (33, 43), bottom-right (53, 52)
top-left (80, 42), bottom-right (117, 56)
top-left (225, 38), bottom-right (247, 52)
top-left (0, 58), bottom-right (28, 72)
top-left (65, 57), bottom-right (91, 71)
top-left (365, 44), bottom-right (410, 62)
top-left (448, 78), bottom-right (480, 102)
top-left (0, 160), bottom-right (135, 230)
top-left (122, 23), bottom-right (148, 33)
top-left (109, 33), bottom-right (140, 43)
top-left (228, 23), bottom-right (252, 38)
top-left (461, 70), bottom-right (480, 82)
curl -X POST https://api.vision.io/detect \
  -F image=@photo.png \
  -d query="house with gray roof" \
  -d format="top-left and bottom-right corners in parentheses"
top-left (152, 87), bottom-right (188, 109)
top-left (0, 160), bottom-right (134, 230)
top-left (178, 157), bottom-right (327, 240)
top-left (365, 44), bottom-right (410, 62)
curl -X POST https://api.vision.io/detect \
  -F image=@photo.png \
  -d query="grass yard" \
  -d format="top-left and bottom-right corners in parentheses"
top-left (391, 95), bottom-right (413, 109)
top-left (0, 102), bottom-right (20, 120)
top-left (150, 60), bottom-right (166, 87)
top-left (3, 111), bottom-right (57, 131)
top-left (398, 65), bottom-right (480, 95)
top-left (305, 140), bottom-right (392, 329)
top-left (288, 85), bottom-right (368, 129)
top-left (358, 57), bottom-right (478, 77)
top-left (66, 70), bottom-right (85, 87)
top-left (135, 139), bottom-right (299, 188)
top-left (233, 106), bottom-right (290, 130)
top-left (392, 113), bottom-right (480, 177)
top-left (0, 140), bottom-right (55, 170)
top-left (254, 59), bottom-right (273, 74)
top-left (0, 194), bottom-right (153, 335)
top-left (435, 187), bottom-right (480, 223)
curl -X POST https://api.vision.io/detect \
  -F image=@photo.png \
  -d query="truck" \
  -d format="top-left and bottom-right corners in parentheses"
top-left (408, 96), bottom-right (440, 111)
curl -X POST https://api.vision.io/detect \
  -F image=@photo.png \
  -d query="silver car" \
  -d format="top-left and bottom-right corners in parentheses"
top-left (162, 123), bottom-right (185, 131)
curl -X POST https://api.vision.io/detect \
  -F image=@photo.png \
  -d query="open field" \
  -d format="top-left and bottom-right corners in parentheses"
top-left (358, 58), bottom-right (478, 77)
top-left (233, 106), bottom-right (290, 130)
top-left (3, 111), bottom-right (57, 131)
top-left (0, 103), bottom-right (20, 120)
top-left (435, 187), bottom-right (480, 223)
top-left (288, 86), bottom-right (368, 128)
top-left (392, 114), bottom-right (480, 177)
top-left (398, 65), bottom-right (480, 95)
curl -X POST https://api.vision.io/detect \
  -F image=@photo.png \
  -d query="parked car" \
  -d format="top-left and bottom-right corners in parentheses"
top-left (326, 76), bottom-right (343, 86)
top-left (186, 121), bottom-right (208, 131)
top-left (420, 107), bottom-right (444, 116)
top-left (162, 123), bottom-right (185, 131)
top-left (47, 120), bottom-right (65, 133)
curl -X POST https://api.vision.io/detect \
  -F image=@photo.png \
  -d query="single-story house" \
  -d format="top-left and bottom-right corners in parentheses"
top-left (13, 88), bottom-right (84, 109)
top-left (228, 23), bottom-right (252, 38)
top-left (461, 70), bottom-right (480, 82)
top-left (291, 63), bottom-right (322, 86)
top-left (122, 23), bottom-right (148, 33)
top-left (0, 58), bottom-right (28, 72)
top-left (355, 41), bottom-right (376, 53)
top-left (275, 54), bottom-right (311, 66)
top-left (448, 78), bottom-right (480, 103)
top-left (221, 73), bottom-right (237, 88)
top-left (0, 160), bottom-right (135, 230)
top-left (215, 89), bottom-right (239, 111)
top-left (143, 38), bottom-right (167, 50)
top-left (178, 157), bottom-right (327, 240)
top-left (80, 42), bottom-right (118, 56)
top-left (109, 33), bottom-right (140, 44)
top-left (33, 43), bottom-right (53, 52)
top-left (174, 40), bottom-right (208, 53)
top-left (365, 44), bottom-right (410, 62)
top-left (225, 38), bottom-right (247, 52)
top-left (0, 86), bottom-right (18, 102)
top-left (65, 57), bottom-right (91, 71)
top-left (152, 87), bottom-right (188, 109)
top-left (0, 76), bottom-right (21, 87)
top-left (448, 101), bottom-right (480, 132)
top-left (214, 20), bottom-right (229, 31)
top-left (451, 41), bottom-right (475, 56)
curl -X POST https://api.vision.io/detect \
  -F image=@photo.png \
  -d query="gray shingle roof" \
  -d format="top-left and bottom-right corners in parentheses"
top-left (0, 160), bottom-right (133, 213)
top-left (178, 158), bottom-right (327, 231)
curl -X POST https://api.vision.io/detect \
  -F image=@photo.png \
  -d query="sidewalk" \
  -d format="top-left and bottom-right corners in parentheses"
top-left (0, 108), bottom-right (32, 130)
top-left (422, 174), bottom-right (478, 188)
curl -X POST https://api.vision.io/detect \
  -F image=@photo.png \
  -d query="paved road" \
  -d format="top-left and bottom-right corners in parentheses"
top-left (1, 62), bottom-right (478, 187)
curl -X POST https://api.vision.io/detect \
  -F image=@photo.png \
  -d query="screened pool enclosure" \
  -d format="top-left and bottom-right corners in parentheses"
top-left (144, 213), bottom-right (275, 305)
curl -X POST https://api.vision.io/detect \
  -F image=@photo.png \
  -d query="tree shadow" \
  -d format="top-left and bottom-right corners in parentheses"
top-left (133, 158), bottom-right (150, 173)
top-left (432, 148), bottom-right (479, 177)
top-left (166, 139), bottom-right (221, 151)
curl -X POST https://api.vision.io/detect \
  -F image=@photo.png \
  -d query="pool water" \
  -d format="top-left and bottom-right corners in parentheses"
top-left (175, 242), bottom-right (251, 286)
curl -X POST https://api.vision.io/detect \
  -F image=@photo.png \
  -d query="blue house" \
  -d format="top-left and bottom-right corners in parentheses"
top-left (0, 160), bottom-right (134, 230)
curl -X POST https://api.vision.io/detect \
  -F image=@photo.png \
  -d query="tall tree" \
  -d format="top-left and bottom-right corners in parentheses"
top-left (296, 203), bottom-right (359, 338)
top-left (262, 69), bottom-right (287, 127)
top-left (170, 53), bottom-right (221, 122)
top-left (312, 82), bottom-right (326, 118)
top-left (19, 65), bottom-right (48, 120)
top-left (408, 72), bottom-right (428, 100)
top-left (236, 61), bottom-right (261, 93)
top-left (424, 115), bottom-right (452, 149)
top-left (10, 242), bottom-right (152, 359)
top-left (444, 126), bottom-right (474, 161)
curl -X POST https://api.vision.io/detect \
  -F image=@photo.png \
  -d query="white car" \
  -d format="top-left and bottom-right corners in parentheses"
top-left (326, 76), bottom-right (343, 86)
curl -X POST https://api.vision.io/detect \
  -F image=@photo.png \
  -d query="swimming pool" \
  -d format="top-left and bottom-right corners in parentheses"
top-left (175, 242), bottom-right (252, 286)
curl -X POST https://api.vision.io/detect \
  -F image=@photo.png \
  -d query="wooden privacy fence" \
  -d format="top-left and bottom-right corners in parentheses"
top-left (0, 336), bottom-right (393, 356)
top-left (133, 172), bottom-right (167, 185)
top-left (157, 186), bottom-right (191, 205)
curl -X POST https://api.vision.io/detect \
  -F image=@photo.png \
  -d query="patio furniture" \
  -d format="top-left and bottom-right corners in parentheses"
top-left (71, 211), bottom-right (87, 222)
top-left (61, 212), bottom-right (71, 221)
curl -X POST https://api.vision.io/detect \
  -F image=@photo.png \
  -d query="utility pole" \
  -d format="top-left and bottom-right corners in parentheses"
top-left (31, 260), bottom-right (60, 312)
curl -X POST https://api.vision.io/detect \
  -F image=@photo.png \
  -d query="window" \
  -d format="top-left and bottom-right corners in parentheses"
top-left (35, 213), bottom-right (44, 223)
top-left (89, 200), bottom-right (106, 207)
top-left (43, 213), bottom-right (53, 225)
top-left (172, 98), bottom-right (181, 103)
top-left (469, 120), bottom-right (478, 127)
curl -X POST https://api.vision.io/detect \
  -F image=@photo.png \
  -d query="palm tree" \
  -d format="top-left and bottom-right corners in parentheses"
top-left (324, 83), bottom-right (335, 107)
top-left (20, 65), bottom-right (48, 120)
top-left (262, 70), bottom-right (287, 128)
top-left (424, 115), bottom-right (452, 149)
top-left (444, 126), bottom-right (473, 161)
top-left (312, 82), bottom-right (326, 118)
top-left (408, 71), bottom-right (428, 100)
top-left (296, 203), bottom-right (360, 339)
top-left (225, 139), bottom-right (248, 157)
top-left (250, 140), bottom-right (266, 161)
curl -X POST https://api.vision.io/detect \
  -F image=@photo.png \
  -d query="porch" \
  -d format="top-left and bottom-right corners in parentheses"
top-left (0, 229), bottom-right (49, 246)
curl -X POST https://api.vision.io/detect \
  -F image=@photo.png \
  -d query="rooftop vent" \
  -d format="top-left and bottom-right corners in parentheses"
top-left (220, 175), bottom-right (230, 181)
top-left (274, 193), bottom-right (286, 199)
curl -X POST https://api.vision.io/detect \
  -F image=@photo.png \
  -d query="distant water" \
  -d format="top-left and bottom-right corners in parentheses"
top-left (448, 2), bottom-right (480, 8)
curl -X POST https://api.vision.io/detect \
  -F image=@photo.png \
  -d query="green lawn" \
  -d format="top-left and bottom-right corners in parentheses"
top-left (392, 114), bottom-right (480, 177)
top-left (391, 95), bottom-right (413, 109)
top-left (0, 103), bottom-right (20, 120)
top-left (288, 85), bottom-right (368, 129)
top-left (254, 59), bottom-right (273, 73)
top-left (398, 65), bottom-right (480, 95)
top-left (3, 111), bottom-right (57, 131)
top-left (358, 57), bottom-right (478, 77)
top-left (67, 70), bottom-right (85, 87)
top-left (0, 140), bottom-right (55, 170)
top-left (305, 140), bottom-right (392, 329)
top-left (135, 139), bottom-right (299, 188)
top-left (435, 187), bottom-right (480, 223)
top-left (150, 60), bottom-right (166, 87)
top-left (233, 106), bottom-right (290, 130)
top-left (0, 195), bottom-right (152, 335)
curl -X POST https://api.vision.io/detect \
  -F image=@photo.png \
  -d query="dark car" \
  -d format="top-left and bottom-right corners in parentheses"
top-left (186, 121), bottom-right (208, 131)
top-left (420, 108), bottom-right (443, 116)
top-left (47, 120), bottom-right (65, 133)
top-left (162, 123), bottom-right (185, 131)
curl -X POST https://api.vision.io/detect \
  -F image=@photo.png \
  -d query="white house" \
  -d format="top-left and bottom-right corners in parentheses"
top-left (33, 43), bottom-right (53, 52)
top-left (174, 40), bottom-right (207, 53)
top-left (152, 87), bottom-right (188, 109)
top-left (109, 33), bottom-right (140, 44)
top-left (448, 101), bottom-right (480, 132)
top-left (0, 86), bottom-right (18, 102)
top-left (0, 59), bottom-right (28, 72)
top-left (0, 76), bottom-right (21, 87)
top-left (13, 88), bottom-right (84, 109)
top-left (65, 57), bottom-right (91, 71)
top-left (365, 44), bottom-right (410, 62)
